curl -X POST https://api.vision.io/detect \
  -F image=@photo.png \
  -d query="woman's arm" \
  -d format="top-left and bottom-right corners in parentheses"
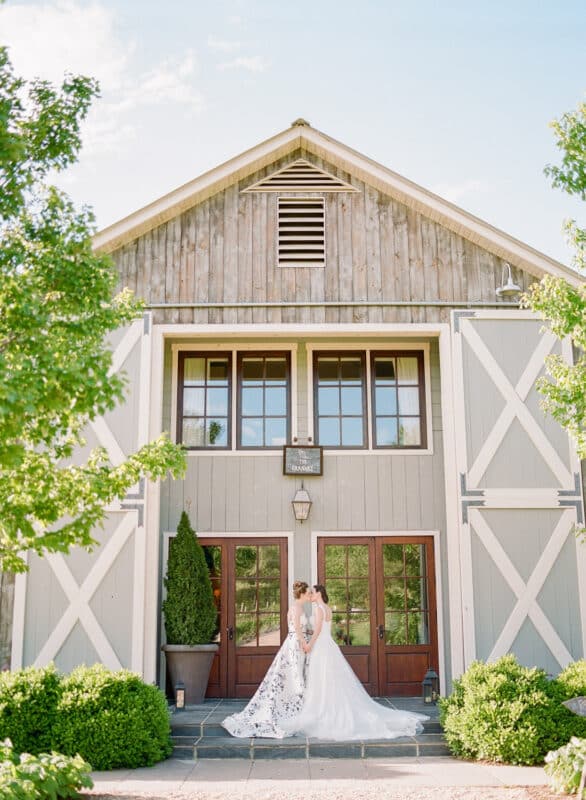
top-left (304, 606), bottom-right (324, 653)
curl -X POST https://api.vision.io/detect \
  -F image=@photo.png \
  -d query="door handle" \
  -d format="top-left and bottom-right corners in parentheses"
top-left (227, 626), bottom-right (234, 641)
top-left (377, 624), bottom-right (385, 640)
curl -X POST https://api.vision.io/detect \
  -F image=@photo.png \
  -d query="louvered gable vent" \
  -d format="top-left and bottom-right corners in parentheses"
top-left (243, 159), bottom-right (358, 193)
top-left (278, 197), bottom-right (325, 266)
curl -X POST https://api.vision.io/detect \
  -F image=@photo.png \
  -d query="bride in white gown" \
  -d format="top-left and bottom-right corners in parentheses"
top-left (281, 584), bottom-right (429, 741)
top-left (221, 580), bottom-right (310, 739)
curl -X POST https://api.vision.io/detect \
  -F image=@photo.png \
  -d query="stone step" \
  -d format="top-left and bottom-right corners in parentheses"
top-left (172, 716), bottom-right (443, 739)
top-left (170, 698), bottom-right (448, 760)
top-left (171, 732), bottom-right (450, 760)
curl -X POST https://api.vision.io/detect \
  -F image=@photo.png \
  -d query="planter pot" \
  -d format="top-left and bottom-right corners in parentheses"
top-left (162, 643), bottom-right (219, 705)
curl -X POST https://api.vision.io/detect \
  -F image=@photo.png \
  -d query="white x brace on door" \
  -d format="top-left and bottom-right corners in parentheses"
top-left (451, 310), bottom-right (586, 673)
top-left (11, 314), bottom-right (153, 675)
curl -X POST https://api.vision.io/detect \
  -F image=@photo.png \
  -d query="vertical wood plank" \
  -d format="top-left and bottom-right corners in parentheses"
top-left (420, 217), bottom-right (439, 323)
top-left (351, 180), bottom-right (367, 324)
top-left (179, 209), bottom-right (196, 324)
top-left (237, 192), bottom-right (253, 323)
top-left (464, 237), bottom-right (481, 303)
top-left (135, 234), bottom-right (146, 303)
top-left (211, 457), bottom-right (227, 531)
top-left (337, 194), bottom-right (353, 323)
top-left (252, 193), bottom-right (266, 324)
top-left (322, 193), bottom-right (339, 324)
top-left (365, 185), bottom-right (382, 323)
top-left (166, 218), bottom-right (181, 324)
top-left (127, 240), bottom-right (138, 295)
top-left (223, 185), bottom-right (239, 324)
top-left (392, 200), bottom-right (411, 323)
top-left (407, 209), bottom-right (425, 324)
top-left (209, 192), bottom-right (225, 325)
top-left (225, 458), bottom-right (240, 530)
top-left (436, 223), bottom-right (453, 325)
top-left (265, 193), bottom-right (281, 323)
top-left (194, 201), bottom-right (210, 324)
top-left (151, 225), bottom-right (166, 324)
top-left (378, 194), bottom-right (396, 324)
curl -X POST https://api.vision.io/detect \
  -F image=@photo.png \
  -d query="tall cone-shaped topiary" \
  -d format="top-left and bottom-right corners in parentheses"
top-left (162, 511), bottom-right (216, 645)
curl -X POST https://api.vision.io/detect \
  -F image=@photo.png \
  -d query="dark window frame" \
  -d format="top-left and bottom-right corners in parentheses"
top-left (313, 351), bottom-right (368, 450)
top-left (177, 351), bottom-right (232, 451)
top-left (370, 350), bottom-right (427, 450)
top-left (237, 351), bottom-right (292, 450)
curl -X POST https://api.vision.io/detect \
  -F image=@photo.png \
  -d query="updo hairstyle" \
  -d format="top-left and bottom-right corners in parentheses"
top-left (313, 584), bottom-right (329, 603)
top-left (292, 580), bottom-right (309, 599)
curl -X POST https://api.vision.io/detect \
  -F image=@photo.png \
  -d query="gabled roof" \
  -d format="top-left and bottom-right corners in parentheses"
top-left (93, 119), bottom-right (582, 285)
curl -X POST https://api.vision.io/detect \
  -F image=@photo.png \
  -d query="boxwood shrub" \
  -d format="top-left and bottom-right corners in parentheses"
top-left (439, 655), bottom-right (584, 765)
top-left (0, 665), bottom-right (62, 755)
top-left (0, 665), bottom-right (171, 770)
top-left (53, 665), bottom-right (172, 770)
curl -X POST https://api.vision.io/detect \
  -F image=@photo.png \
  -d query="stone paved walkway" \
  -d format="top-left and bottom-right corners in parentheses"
top-left (85, 755), bottom-right (555, 800)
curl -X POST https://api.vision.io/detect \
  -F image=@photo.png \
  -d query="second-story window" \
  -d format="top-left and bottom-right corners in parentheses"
top-left (314, 354), bottom-right (366, 448)
top-left (238, 354), bottom-right (290, 449)
top-left (177, 353), bottom-right (231, 449)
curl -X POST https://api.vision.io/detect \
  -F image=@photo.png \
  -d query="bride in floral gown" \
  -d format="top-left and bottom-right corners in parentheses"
top-left (221, 580), bottom-right (310, 739)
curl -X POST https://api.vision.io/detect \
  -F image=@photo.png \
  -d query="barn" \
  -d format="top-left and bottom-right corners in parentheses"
top-left (6, 119), bottom-right (586, 699)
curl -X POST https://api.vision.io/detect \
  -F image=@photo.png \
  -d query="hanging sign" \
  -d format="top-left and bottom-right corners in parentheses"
top-left (283, 446), bottom-right (323, 476)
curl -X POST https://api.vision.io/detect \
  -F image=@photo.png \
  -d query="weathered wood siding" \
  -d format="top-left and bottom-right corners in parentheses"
top-left (112, 151), bottom-right (534, 324)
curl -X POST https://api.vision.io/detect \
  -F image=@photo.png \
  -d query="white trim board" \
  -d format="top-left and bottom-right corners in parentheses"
top-left (310, 529), bottom-right (446, 697)
top-left (93, 123), bottom-right (581, 287)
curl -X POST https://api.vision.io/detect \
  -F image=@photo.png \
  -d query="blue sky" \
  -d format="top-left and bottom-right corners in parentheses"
top-left (2, 0), bottom-right (585, 265)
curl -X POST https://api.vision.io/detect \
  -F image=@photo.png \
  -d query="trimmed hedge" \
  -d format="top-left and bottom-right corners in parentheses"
top-left (439, 655), bottom-right (586, 765)
top-left (0, 665), bottom-right (61, 755)
top-left (53, 665), bottom-right (172, 770)
top-left (0, 665), bottom-right (171, 771)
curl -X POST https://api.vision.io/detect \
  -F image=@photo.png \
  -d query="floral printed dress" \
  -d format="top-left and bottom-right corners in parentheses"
top-left (221, 611), bottom-right (308, 738)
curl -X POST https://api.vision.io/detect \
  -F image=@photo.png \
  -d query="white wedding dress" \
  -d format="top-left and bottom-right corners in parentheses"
top-left (221, 610), bottom-right (307, 738)
top-left (281, 604), bottom-right (429, 740)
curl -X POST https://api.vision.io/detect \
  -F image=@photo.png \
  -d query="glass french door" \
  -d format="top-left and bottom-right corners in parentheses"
top-left (200, 537), bottom-right (288, 698)
top-left (318, 536), bottom-right (438, 696)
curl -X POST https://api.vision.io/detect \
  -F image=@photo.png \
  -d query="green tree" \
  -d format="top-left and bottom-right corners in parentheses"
top-left (522, 101), bottom-right (586, 469)
top-left (162, 512), bottom-right (217, 645)
top-left (0, 47), bottom-right (186, 572)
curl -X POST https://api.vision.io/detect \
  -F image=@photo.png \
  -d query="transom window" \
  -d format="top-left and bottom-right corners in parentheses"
top-left (313, 350), bottom-right (426, 449)
top-left (238, 354), bottom-right (290, 449)
top-left (177, 353), bottom-right (231, 449)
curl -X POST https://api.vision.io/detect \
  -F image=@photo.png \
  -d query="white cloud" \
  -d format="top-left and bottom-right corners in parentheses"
top-left (207, 34), bottom-right (242, 52)
top-left (218, 56), bottom-right (268, 73)
top-left (0, 1), bottom-right (203, 157)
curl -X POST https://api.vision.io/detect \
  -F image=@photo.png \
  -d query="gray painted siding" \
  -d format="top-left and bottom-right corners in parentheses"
top-left (160, 338), bottom-right (453, 684)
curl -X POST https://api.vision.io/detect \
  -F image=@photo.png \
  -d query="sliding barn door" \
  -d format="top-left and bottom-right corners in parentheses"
top-left (12, 315), bottom-right (154, 676)
top-left (452, 310), bottom-right (586, 674)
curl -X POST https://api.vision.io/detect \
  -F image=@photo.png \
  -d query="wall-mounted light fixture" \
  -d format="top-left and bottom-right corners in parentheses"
top-left (496, 263), bottom-right (522, 299)
top-left (292, 483), bottom-right (312, 522)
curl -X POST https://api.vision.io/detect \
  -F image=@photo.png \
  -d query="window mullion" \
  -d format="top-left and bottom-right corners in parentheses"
top-left (366, 349), bottom-right (373, 450)
top-left (231, 350), bottom-right (237, 450)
